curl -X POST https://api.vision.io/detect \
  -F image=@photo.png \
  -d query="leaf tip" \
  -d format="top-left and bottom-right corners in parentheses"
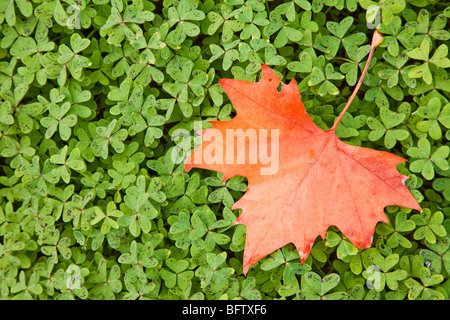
top-left (242, 263), bottom-right (250, 276)
top-left (260, 63), bottom-right (280, 84)
top-left (372, 30), bottom-right (384, 48)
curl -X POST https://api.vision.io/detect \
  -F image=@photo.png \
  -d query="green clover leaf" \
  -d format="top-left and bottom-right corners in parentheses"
top-left (367, 107), bottom-right (409, 149)
top-left (376, 210), bottom-right (416, 249)
top-left (238, 6), bottom-right (269, 39)
top-left (405, 267), bottom-right (445, 300)
top-left (11, 271), bottom-right (43, 300)
top-left (207, 4), bottom-right (245, 43)
top-left (360, 0), bottom-right (405, 26)
top-left (63, 191), bottom-right (95, 230)
top-left (100, 0), bottom-right (154, 46)
top-left (407, 40), bottom-right (450, 85)
top-left (88, 258), bottom-right (122, 300)
top-left (379, 51), bottom-right (416, 88)
top-left (195, 252), bottom-right (234, 298)
top-left (90, 119), bottom-right (128, 159)
top-left (411, 208), bottom-right (447, 244)
top-left (416, 97), bottom-right (450, 140)
top-left (160, 257), bottom-right (194, 290)
top-left (40, 229), bottom-right (71, 264)
top-left (408, 138), bottom-right (449, 180)
top-left (308, 63), bottom-right (344, 96)
top-left (377, 16), bottom-right (416, 56)
top-left (91, 201), bottom-right (123, 235)
top-left (40, 100), bottom-right (77, 141)
top-left (405, 10), bottom-right (450, 47)
top-left (300, 272), bottom-right (347, 300)
top-left (263, 11), bottom-right (303, 48)
top-left (321, 16), bottom-right (367, 60)
top-left (166, 0), bottom-right (205, 46)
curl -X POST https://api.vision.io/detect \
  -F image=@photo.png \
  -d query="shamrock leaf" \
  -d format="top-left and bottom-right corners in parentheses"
top-left (129, 105), bottom-right (165, 147)
top-left (11, 271), bottom-right (43, 300)
top-left (321, 16), bottom-right (367, 60)
top-left (1, 90), bottom-right (43, 134)
top-left (90, 119), bottom-right (128, 159)
top-left (50, 146), bottom-right (86, 183)
top-left (308, 63), bottom-right (344, 96)
top-left (433, 175), bottom-right (450, 202)
top-left (405, 267), bottom-right (445, 300)
top-left (166, 0), bottom-right (205, 46)
top-left (340, 44), bottom-right (371, 86)
top-left (264, 43), bottom-right (287, 67)
top-left (421, 237), bottom-right (450, 274)
top-left (88, 258), bottom-right (122, 300)
top-left (100, 0), bottom-right (154, 46)
top-left (63, 191), bottom-right (96, 231)
top-left (378, 51), bottom-right (416, 89)
top-left (118, 238), bottom-right (166, 284)
top-left (334, 112), bottom-right (367, 140)
top-left (367, 107), bottom-right (409, 149)
top-left (405, 10), bottom-right (450, 47)
top-left (0, 135), bottom-right (35, 169)
top-left (195, 252), bottom-right (234, 298)
top-left (190, 208), bottom-right (232, 252)
top-left (364, 69), bottom-right (404, 109)
top-left (107, 160), bottom-right (136, 189)
top-left (207, 3), bottom-right (245, 43)
top-left (237, 6), bottom-right (269, 40)
top-left (117, 184), bottom-right (158, 237)
top-left (416, 97), bottom-right (450, 140)
top-left (57, 33), bottom-right (91, 85)
top-left (40, 102), bottom-right (77, 141)
top-left (17, 156), bottom-right (59, 196)
top-left (325, 231), bottom-right (358, 260)
top-left (274, 0), bottom-right (311, 22)
top-left (225, 277), bottom-right (262, 300)
top-left (209, 39), bottom-right (240, 71)
top-left (160, 258), bottom-right (194, 290)
top-left (0, 233), bottom-right (25, 270)
top-left (205, 174), bottom-right (246, 209)
top-left (46, 184), bottom-right (75, 221)
top-left (377, 16), bottom-right (416, 56)
top-left (127, 32), bottom-right (165, 86)
top-left (118, 240), bottom-right (154, 283)
top-left (163, 55), bottom-right (208, 118)
top-left (40, 229), bottom-right (72, 264)
top-left (263, 11), bottom-right (302, 48)
top-left (360, 0), bottom-right (405, 26)
top-left (196, 68), bottom-right (225, 107)
top-left (287, 51), bottom-right (313, 74)
top-left (261, 244), bottom-right (311, 291)
top-left (411, 208), bottom-right (447, 244)
top-left (299, 272), bottom-right (347, 300)
top-left (122, 280), bottom-right (155, 300)
top-left (407, 40), bottom-right (450, 85)
top-left (376, 210), bottom-right (416, 248)
top-left (91, 201), bottom-right (123, 235)
top-left (407, 138), bottom-right (449, 180)
top-left (362, 253), bottom-right (407, 291)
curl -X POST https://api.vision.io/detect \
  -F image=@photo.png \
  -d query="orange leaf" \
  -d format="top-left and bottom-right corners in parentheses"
top-left (185, 62), bottom-right (420, 275)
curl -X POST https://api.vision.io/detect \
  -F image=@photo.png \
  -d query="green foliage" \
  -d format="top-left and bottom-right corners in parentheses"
top-left (0, 0), bottom-right (450, 301)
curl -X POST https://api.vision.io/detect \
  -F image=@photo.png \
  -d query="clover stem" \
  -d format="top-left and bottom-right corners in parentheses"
top-left (330, 30), bottom-right (384, 132)
top-left (75, 169), bottom-right (100, 185)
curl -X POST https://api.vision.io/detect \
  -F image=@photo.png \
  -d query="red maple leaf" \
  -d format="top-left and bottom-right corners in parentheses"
top-left (185, 31), bottom-right (421, 274)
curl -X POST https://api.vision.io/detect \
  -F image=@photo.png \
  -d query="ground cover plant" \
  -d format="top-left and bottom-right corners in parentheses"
top-left (1, 0), bottom-right (450, 300)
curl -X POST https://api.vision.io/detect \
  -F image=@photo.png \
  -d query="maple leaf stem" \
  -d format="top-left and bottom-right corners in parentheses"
top-left (330, 31), bottom-right (384, 132)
